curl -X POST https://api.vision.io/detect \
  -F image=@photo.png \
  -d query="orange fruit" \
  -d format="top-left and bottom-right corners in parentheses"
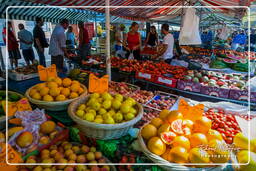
top-left (55, 77), bottom-right (62, 86)
top-left (157, 123), bottom-right (170, 136)
top-left (70, 84), bottom-right (80, 92)
top-left (70, 92), bottom-right (79, 99)
top-left (49, 88), bottom-right (60, 97)
top-left (169, 146), bottom-right (189, 163)
top-left (193, 116), bottom-right (212, 134)
top-left (183, 127), bottom-right (191, 138)
top-left (47, 82), bottom-right (58, 89)
top-left (72, 80), bottom-right (80, 85)
top-left (150, 118), bottom-right (163, 128)
top-left (208, 139), bottom-right (230, 163)
top-left (206, 129), bottom-right (223, 142)
top-left (29, 88), bottom-right (38, 96)
top-left (56, 95), bottom-right (66, 101)
top-left (161, 148), bottom-right (171, 161)
top-left (182, 119), bottom-right (194, 129)
top-left (61, 88), bottom-right (70, 97)
top-left (141, 124), bottom-right (157, 140)
top-left (172, 136), bottom-right (190, 150)
top-left (16, 131), bottom-right (33, 148)
top-left (170, 119), bottom-right (184, 134)
top-left (62, 78), bottom-right (72, 87)
top-left (78, 87), bottom-right (84, 95)
top-left (166, 110), bottom-right (183, 124)
top-left (36, 83), bottom-right (46, 91)
top-left (147, 137), bottom-right (166, 155)
top-left (43, 95), bottom-right (54, 102)
top-left (189, 147), bottom-right (210, 163)
top-left (47, 77), bottom-right (56, 82)
top-left (160, 131), bottom-right (176, 145)
top-left (159, 109), bottom-right (170, 120)
top-left (32, 92), bottom-right (41, 100)
top-left (40, 87), bottom-right (50, 96)
top-left (40, 121), bottom-right (56, 134)
top-left (189, 133), bottom-right (208, 148)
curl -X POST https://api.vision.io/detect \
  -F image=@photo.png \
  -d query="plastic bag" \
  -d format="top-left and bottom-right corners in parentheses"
top-left (128, 51), bottom-right (134, 60)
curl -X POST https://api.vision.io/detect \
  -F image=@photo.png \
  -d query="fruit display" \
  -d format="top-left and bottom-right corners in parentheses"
top-left (109, 81), bottom-right (139, 97)
top-left (9, 64), bottom-right (38, 75)
top-left (0, 91), bottom-right (23, 116)
top-left (135, 107), bottom-right (160, 128)
top-left (21, 140), bottom-right (111, 171)
top-left (68, 68), bottom-right (89, 84)
top-left (140, 108), bottom-right (231, 166)
top-left (75, 92), bottom-right (139, 124)
top-left (145, 94), bottom-right (177, 111)
top-left (129, 90), bottom-right (155, 104)
top-left (28, 77), bottom-right (85, 102)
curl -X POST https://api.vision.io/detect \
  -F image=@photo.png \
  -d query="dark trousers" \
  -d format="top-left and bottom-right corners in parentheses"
top-left (51, 55), bottom-right (64, 70)
top-left (126, 49), bottom-right (141, 60)
top-left (22, 49), bottom-right (35, 64)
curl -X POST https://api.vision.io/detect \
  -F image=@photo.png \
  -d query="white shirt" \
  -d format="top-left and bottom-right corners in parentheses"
top-left (49, 25), bottom-right (66, 56)
top-left (162, 33), bottom-right (174, 60)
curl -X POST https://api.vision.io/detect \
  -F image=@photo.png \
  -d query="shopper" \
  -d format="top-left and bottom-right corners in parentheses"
top-left (3, 21), bottom-right (21, 69)
top-left (49, 19), bottom-right (69, 72)
top-left (18, 23), bottom-right (35, 66)
top-left (78, 21), bottom-right (90, 60)
top-left (66, 26), bottom-right (76, 49)
top-left (115, 24), bottom-right (126, 58)
top-left (124, 22), bottom-right (141, 60)
top-left (231, 30), bottom-right (247, 51)
top-left (156, 23), bottom-right (174, 64)
top-left (145, 26), bottom-right (158, 47)
top-left (33, 17), bottom-right (48, 67)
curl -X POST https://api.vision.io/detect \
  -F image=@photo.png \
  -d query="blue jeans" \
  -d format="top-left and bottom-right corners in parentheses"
top-left (36, 48), bottom-right (46, 67)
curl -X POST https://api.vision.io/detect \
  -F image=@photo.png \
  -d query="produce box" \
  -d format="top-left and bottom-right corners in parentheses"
top-left (229, 89), bottom-right (249, 101)
top-left (176, 79), bottom-right (201, 92)
top-left (200, 85), bottom-right (230, 98)
top-left (8, 71), bottom-right (38, 81)
top-left (134, 106), bottom-right (159, 128)
top-left (154, 75), bottom-right (177, 88)
top-left (135, 71), bottom-right (155, 82)
top-left (109, 81), bottom-right (140, 96)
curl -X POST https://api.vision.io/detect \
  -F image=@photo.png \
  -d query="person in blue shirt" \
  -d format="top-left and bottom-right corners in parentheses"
top-left (66, 26), bottom-right (76, 49)
top-left (231, 30), bottom-right (246, 51)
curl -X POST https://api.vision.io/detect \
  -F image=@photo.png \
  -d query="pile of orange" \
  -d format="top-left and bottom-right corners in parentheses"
top-left (29, 77), bottom-right (85, 102)
top-left (141, 109), bottom-right (230, 165)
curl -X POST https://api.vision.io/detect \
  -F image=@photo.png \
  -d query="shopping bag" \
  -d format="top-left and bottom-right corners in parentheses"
top-left (128, 51), bottom-right (134, 60)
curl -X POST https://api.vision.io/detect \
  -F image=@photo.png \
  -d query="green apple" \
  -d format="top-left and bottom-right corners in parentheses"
top-left (102, 100), bottom-right (112, 110)
top-left (112, 99), bottom-right (122, 110)
top-left (120, 104), bottom-right (130, 114)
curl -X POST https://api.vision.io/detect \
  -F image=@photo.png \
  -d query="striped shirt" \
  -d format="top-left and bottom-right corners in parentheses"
top-left (49, 25), bottom-right (66, 56)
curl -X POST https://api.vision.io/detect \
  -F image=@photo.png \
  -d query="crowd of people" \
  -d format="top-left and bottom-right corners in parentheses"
top-left (3, 17), bottom-right (91, 71)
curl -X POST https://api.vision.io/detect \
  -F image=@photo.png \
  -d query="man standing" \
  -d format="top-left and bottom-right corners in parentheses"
top-left (33, 17), bottom-right (48, 66)
top-left (78, 21), bottom-right (90, 60)
top-left (49, 19), bottom-right (69, 72)
top-left (18, 23), bottom-right (35, 65)
top-left (66, 26), bottom-right (76, 49)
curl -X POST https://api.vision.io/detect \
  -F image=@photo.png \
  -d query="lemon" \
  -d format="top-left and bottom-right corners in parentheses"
top-left (115, 94), bottom-right (123, 102)
top-left (40, 87), bottom-right (50, 96)
top-left (98, 108), bottom-right (107, 115)
top-left (120, 104), bottom-right (130, 114)
top-left (32, 92), bottom-right (41, 100)
top-left (102, 100), bottom-right (112, 110)
top-left (124, 113), bottom-right (135, 121)
top-left (83, 113), bottom-right (95, 122)
top-left (70, 92), bottom-right (79, 99)
top-left (112, 99), bottom-right (122, 110)
top-left (49, 88), bottom-right (60, 97)
top-left (88, 109), bottom-right (96, 116)
top-left (101, 92), bottom-right (112, 100)
top-left (113, 113), bottom-right (123, 123)
top-left (76, 110), bottom-right (85, 118)
top-left (104, 117), bottom-right (115, 124)
top-left (55, 94), bottom-right (66, 101)
top-left (47, 82), bottom-right (58, 89)
top-left (78, 104), bottom-right (86, 110)
top-left (43, 95), bottom-right (54, 102)
top-left (189, 148), bottom-right (210, 163)
top-left (94, 118), bottom-right (103, 124)
top-left (91, 93), bottom-right (100, 99)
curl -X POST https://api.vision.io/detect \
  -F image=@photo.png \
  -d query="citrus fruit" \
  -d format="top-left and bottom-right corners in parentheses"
top-left (91, 93), bottom-right (100, 99)
top-left (40, 121), bottom-right (56, 134)
top-left (147, 137), bottom-right (166, 155)
top-left (189, 147), bottom-right (210, 163)
top-left (56, 95), bottom-right (66, 101)
top-left (43, 95), bottom-right (54, 102)
top-left (40, 87), bottom-right (50, 96)
top-left (16, 131), bottom-right (33, 148)
top-left (189, 133), bottom-right (208, 148)
top-left (61, 88), bottom-right (70, 97)
top-left (49, 88), bottom-right (60, 97)
top-left (170, 119), bottom-right (184, 134)
top-left (172, 136), bottom-right (190, 150)
top-left (236, 150), bottom-right (256, 171)
top-left (112, 113), bottom-right (123, 123)
top-left (70, 92), bottom-right (79, 99)
top-left (36, 83), bottom-right (46, 91)
top-left (94, 118), bottom-right (103, 124)
top-left (29, 88), bottom-right (38, 96)
top-left (83, 113), bottom-right (95, 122)
top-left (161, 148), bottom-right (171, 161)
top-left (98, 108), bottom-right (107, 115)
top-left (234, 132), bottom-right (250, 150)
top-left (166, 110), bottom-right (183, 124)
top-left (193, 116), bottom-right (212, 134)
top-left (62, 78), bottom-right (72, 87)
top-left (47, 82), bottom-right (58, 89)
top-left (208, 139), bottom-right (230, 163)
top-left (72, 80), bottom-right (80, 85)
top-left (32, 92), bottom-right (41, 100)
top-left (160, 131), bottom-right (176, 145)
top-left (207, 129), bottom-right (223, 142)
top-left (157, 123), bottom-right (170, 135)
top-left (78, 87), bottom-right (84, 94)
top-left (91, 102), bottom-right (101, 111)
top-left (46, 77), bottom-right (55, 82)
top-left (182, 119), bottom-right (194, 129)
top-left (115, 94), bottom-right (123, 102)
top-left (102, 100), bottom-right (112, 109)
top-left (112, 99), bottom-right (122, 110)
top-left (150, 118), bottom-right (163, 128)
top-left (120, 104), bottom-right (130, 114)
top-left (169, 146), bottom-right (189, 163)
top-left (141, 124), bottom-right (157, 140)
top-left (159, 109), bottom-right (170, 120)
top-left (183, 127), bottom-right (191, 138)
top-left (101, 92), bottom-right (112, 100)
top-left (76, 110), bottom-right (85, 117)
top-left (70, 84), bottom-right (80, 92)
top-left (54, 77), bottom-right (62, 86)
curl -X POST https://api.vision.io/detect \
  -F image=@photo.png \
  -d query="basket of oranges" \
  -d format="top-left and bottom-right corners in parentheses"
top-left (25, 77), bottom-right (87, 111)
top-left (68, 92), bottom-right (143, 140)
top-left (138, 109), bottom-right (231, 170)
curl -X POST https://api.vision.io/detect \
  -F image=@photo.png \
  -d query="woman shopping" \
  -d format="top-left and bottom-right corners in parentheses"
top-left (124, 22), bottom-right (141, 60)
top-left (145, 26), bottom-right (158, 47)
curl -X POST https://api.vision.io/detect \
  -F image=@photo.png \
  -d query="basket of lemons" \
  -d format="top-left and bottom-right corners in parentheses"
top-left (68, 92), bottom-right (143, 140)
top-left (25, 77), bottom-right (87, 111)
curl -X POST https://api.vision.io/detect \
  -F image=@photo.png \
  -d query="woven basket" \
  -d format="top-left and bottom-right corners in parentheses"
top-left (68, 95), bottom-right (143, 140)
top-left (25, 84), bottom-right (87, 111)
top-left (138, 126), bottom-right (227, 171)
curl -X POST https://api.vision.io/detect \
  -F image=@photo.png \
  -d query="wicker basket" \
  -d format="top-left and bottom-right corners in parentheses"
top-left (138, 127), bottom-right (228, 171)
top-left (68, 95), bottom-right (143, 140)
top-left (25, 84), bottom-right (87, 111)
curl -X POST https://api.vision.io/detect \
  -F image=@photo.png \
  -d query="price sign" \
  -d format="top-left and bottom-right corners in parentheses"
top-left (38, 64), bottom-right (57, 81)
top-left (138, 72), bottom-right (151, 79)
top-left (17, 98), bottom-right (32, 112)
top-left (158, 77), bottom-right (173, 85)
top-left (89, 74), bottom-right (109, 93)
top-left (178, 98), bottom-right (204, 121)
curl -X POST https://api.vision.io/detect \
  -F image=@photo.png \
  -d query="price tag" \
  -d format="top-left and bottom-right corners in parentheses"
top-left (38, 64), bottom-right (57, 81)
top-left (0, 143), bottom-right (22, 170)
top-left (158, 77), bottom-right (172, 85)
top-left (138, 72), bottom-right (151, 79)
top-left (89, 74), bottom-right (109, 93)
top-left (17, 98), bottom-right (32, 112)
top-left (178, 98), bottom-right (204, 121)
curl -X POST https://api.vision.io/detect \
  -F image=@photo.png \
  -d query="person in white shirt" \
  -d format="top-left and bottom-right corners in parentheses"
top-left (49, 19), bottom-right (69, 71)
top-left (156, 24), bottom-right (174, 64)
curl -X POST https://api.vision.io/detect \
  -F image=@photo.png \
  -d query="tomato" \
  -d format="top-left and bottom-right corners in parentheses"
top-left (219, 122), bottom-right (225, 128)
top-left (226, 137), bottom-right (233, 144)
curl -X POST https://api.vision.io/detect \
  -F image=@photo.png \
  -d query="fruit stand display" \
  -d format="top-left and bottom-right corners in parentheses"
top-left (8, 64), bottom-right (39, 81)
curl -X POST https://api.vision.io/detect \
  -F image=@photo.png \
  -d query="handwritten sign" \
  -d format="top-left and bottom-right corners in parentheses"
top-left (178, 98), bottom-right (204, 121)
top-left (89, 74), bottom-right (109, 93)
top-left (2, 98), bottom-right (32, 117)
top-left (0, 143), bottom-right (22, 171)
top-left (38, 64), bottom-right (57, 81)
top-left (17, 98), bottom-right (32, 112)
top-left (158, 77), bottom-right (173, 85)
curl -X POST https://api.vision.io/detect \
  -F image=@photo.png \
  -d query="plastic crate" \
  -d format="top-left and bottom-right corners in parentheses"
top-left (8, 71), bottom-right (38, 81)
top-left (135, 71), bottom-right (155, 82)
